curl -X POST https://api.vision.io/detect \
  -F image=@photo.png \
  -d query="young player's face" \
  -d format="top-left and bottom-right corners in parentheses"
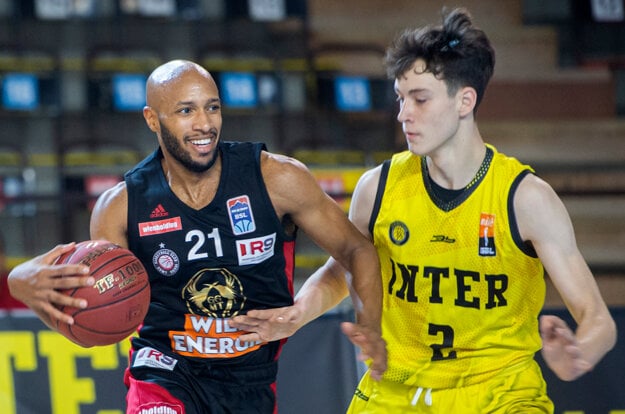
top-left (394, 59), bottom-right (463, 156)
top-left (157, 71), bottom-right (223, 173)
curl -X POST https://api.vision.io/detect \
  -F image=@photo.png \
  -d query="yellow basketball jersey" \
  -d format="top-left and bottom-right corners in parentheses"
top-left (372, 145), bottom-right (545, 389)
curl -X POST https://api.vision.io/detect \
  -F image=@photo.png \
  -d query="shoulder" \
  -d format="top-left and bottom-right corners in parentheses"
top-left (259, 151), bottom-right (323, 217)
top-left (93, 181), bottom-right (128, 214)
top-left (90, 181), bottom-right (128, 245)
top-left (260, 150), bottom-right (313, 183)
top-left (356, 164), bottom-right (384, 193)
top-left (513, 173), bottom-right (571, 242)
top-left (514, 173), bottom-right (558, 207)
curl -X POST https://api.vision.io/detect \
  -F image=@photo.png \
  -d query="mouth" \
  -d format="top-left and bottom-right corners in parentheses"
top-left (404, 131), bottom-right (418, 140)
top-left (189, 137), bottom-right (213, 146)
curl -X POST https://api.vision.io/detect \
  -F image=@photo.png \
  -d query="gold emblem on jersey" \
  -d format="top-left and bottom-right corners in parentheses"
top-left (183, 268), bottom-right (245, 317)
top-left (172, 269), bottom-right (262, 359)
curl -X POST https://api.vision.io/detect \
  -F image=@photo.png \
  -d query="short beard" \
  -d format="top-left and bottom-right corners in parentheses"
top-left (160, 123), bottom-right (219, 173)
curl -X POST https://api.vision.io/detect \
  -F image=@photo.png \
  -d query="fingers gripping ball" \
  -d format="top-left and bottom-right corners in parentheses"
top-left (54, 240), bottom-right (150, 347)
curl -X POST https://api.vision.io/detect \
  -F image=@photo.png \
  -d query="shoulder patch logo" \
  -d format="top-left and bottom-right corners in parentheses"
top-left (389, 221), bottom-right (409, 246)
top-left (227, 195), bottom-right (256, 235)
top-left (479, 213), bottom-right (496, 256)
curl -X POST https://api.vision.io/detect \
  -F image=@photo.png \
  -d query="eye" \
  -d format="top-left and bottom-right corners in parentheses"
top-left (178, 107), bottom-right (192, 115)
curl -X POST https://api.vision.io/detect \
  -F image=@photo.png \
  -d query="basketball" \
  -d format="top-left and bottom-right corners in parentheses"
top-left (53, 240), bottom-right (150, 347)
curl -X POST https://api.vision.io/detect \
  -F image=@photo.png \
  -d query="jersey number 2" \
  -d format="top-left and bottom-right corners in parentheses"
top-left (428, 323), bottom-right (457, 361)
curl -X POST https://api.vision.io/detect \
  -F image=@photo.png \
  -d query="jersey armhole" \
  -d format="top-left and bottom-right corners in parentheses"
top-left (508, 169), bottom-right (538, 258)
top-left (368, 160), bottom-right (391, 235)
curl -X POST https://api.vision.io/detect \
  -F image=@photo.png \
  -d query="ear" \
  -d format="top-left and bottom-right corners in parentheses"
top-left (143, 106), bottom-right (159, 133)
top-left (457, 87), bottom-right (477, 118)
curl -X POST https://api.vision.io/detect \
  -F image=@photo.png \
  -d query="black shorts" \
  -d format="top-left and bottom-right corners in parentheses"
top-left (125, 346), bottom-right (279, 414)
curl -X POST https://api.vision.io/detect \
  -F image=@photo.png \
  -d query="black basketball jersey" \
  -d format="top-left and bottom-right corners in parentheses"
top-left (125, 141), bottom-right (295, 367)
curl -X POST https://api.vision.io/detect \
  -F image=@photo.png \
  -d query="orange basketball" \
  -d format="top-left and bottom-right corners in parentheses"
top-left (53, 240), bottom-right (150, 347)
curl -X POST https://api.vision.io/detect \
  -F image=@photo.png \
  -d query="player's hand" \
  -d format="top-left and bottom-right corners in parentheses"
top-left (539, 314), bottom-right (592, 381)
top-left (229, 306), bottom-right (304, 343)
top-left (8, 243), bottom-right (92, 326)
top-left (341, 322), bottom-right (387, 380)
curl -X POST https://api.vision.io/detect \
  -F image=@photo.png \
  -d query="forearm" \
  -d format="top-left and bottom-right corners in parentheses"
top-left (577, 310), bottom-right (617, 368)
top-left (346, 251), bottom-right (382, 333)
top-left (293, 258), bottom-right (350, 326)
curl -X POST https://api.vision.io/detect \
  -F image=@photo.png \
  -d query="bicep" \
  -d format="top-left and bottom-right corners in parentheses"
top-left (90, 182), bottom-right (128, 248)
top-left (348, 166), bottom-right (382, 240)
top-left (264, 155), bottom-right (368, 262)
top-left (515, 175), bottom-right (602, 319)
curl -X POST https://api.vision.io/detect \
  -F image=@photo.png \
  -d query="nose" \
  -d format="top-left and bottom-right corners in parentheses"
top-left (396, 100), bottom-right (411, 123)
top-left (193, 110), bottom-right (212, 132)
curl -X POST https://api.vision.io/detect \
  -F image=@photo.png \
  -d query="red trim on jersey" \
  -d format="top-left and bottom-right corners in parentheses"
top-left (282, 240), bottom-right (296, 297)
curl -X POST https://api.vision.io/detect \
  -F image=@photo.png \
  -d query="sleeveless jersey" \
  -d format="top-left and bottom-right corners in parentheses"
top-left (125, 141), bottom-right (295, 368)
top-left (370, 145), bottom-right (545, 388)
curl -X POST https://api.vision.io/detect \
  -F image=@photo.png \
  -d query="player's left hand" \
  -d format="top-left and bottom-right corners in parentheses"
top-left (229, 306), bottom-right (304, 343)
top-left (539, 314), bottom-right (592, 381)
top-left (341, 321), bottom-right (387, 380)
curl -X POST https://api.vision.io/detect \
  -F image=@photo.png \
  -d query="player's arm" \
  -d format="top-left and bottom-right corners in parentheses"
top-left (515, 173), bottom-right (617, 381)
top-left (90, 181), bottom-right (129, 248)
top-left (301, 165), bottom-right (386, 378)
top-left (231, 156), bottom-right (382, 329)
top-left (292, 165), bottom-right (383, 326)
top-left (231, 159), bottom-right (386, 377)
top-left (269, 153), bottom-right (382, 327)
top-left (7, 244), bottom-right (91, 328)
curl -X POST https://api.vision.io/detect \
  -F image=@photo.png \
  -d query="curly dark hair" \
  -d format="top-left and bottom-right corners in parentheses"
top-left (384, 7), bottom-right (495, 112)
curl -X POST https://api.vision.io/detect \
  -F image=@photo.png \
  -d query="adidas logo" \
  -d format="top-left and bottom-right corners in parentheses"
top-left (150, 204), bottom-right (169, 218)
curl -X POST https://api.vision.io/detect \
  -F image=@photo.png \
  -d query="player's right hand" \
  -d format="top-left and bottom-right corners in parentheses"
top-left (8, 243), bottom-right (93, 326)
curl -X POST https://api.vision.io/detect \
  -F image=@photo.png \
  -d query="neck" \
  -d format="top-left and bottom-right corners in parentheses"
top-left (426, 127), bottom-right (486, 190)
top-left (161, 155), bottom-right (222, 210)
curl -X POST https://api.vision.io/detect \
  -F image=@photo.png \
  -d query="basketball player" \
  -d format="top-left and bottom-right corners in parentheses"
top-left (230, 8), bottom-right (617, 413)
top-left (8, 59), bottom-right (386, 413)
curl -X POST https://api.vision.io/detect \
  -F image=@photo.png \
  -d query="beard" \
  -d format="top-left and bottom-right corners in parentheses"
top-left (160, 123), bottom-right (220, 173)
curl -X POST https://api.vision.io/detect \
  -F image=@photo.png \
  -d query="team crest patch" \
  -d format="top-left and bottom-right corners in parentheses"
top-left (389, 221), bottom-right (409, 245)
top-left (227, 195), bottom-right (256, 235)
top-left (479, 213), bottom-right (496, 256)
top-left (153, 244), bottom-right (180, 276)
top-left (183, 268), bottom-right (245, 318)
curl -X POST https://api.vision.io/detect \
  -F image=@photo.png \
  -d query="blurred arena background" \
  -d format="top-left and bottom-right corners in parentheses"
top-left (0, 0), bottom-right (624, 413)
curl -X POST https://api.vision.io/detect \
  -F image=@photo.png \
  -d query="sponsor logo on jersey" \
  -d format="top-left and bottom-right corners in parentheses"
top-left (389, 221), bottom-right (409, 245)
top-left (354, 387), bottom-right (370, 401)
top-left (149, 203), bottom-right (169, 218)
top-left (139, 217), bottom-right (182, 237)
top-left (236, 233), bottom-right (276, 265)
top-left (137, 404), bottom-right (183, 414)
top-left (478, 213), bottom-right (496, 256)
top-left (227, 195), bottom-right (256, 235)
top-left (430, 235), bottom-right (456, 243)
top-left (169, 315), bottom-right (263, 359)
top-left (152, 244), bottom-right (180, 276)
top-left (176, 268), bottom-right (262, 358)
top-left (132, 347), bottom-right (178, 371)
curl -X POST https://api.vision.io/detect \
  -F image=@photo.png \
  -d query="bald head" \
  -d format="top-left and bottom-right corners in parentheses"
top-left (146, 60), bottom-right (216, 109)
